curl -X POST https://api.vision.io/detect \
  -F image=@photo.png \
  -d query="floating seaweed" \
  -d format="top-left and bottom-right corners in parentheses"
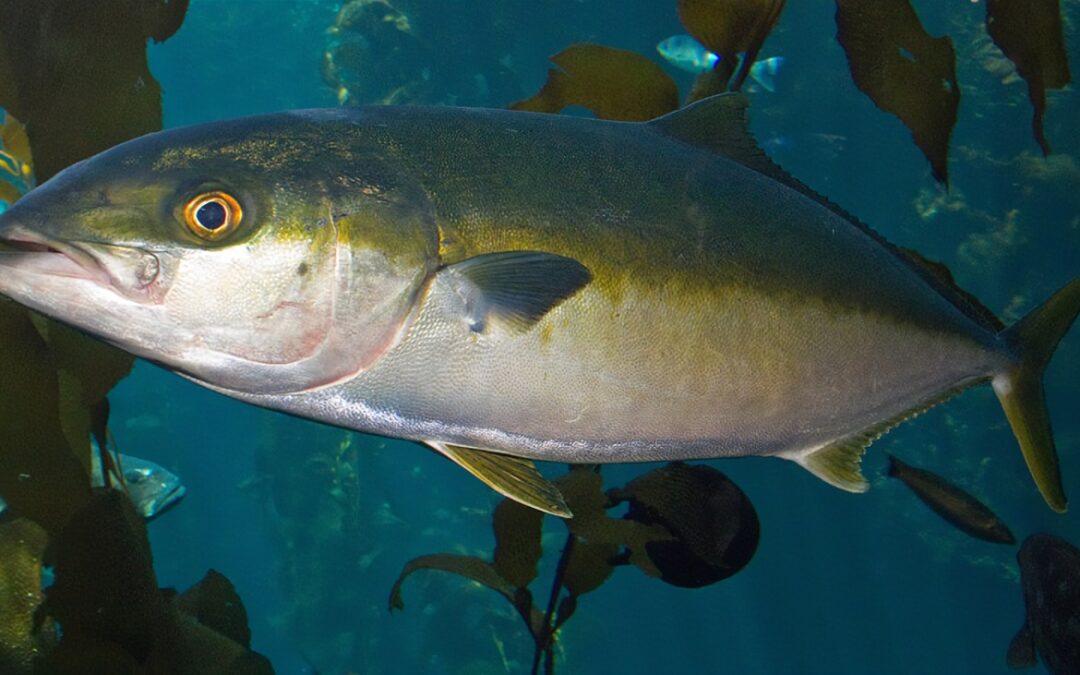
top-left (34, 490), bottom-right (272, 673)
top-left (322, 0), bottom-right (428, 106)
top-left (511, 1), bottom-right (783, 120)
top-left (0, 2), bottom-right (273, 671)
top-left (513, 0), bottom-right (1069, 186)
top-left (0, 518), bottom-right (53, 671)
top-left (835, 0), bottom-right (959, 185)
top-left (323, 0), bottom-right (522, 108)
top-left (0, 0), bottom-right (190, 532)
top-left (0, 0), bottom-right (187, 183)
top-left (390, 464), bottom-right (759, 674)
top-left (985, 0), bottom-right (1071, 156)
top-left (678, 0), bottom-right (787, 99)
top-left (245, 423), bottom-right (390, 673)
top-left (510, 44), bottom-right (680, 121)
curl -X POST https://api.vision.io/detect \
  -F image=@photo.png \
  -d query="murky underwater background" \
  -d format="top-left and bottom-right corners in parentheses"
top-left (83, 0), bottom-right (1080, 672)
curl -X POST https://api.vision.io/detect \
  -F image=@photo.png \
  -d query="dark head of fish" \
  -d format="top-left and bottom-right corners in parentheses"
top-left (0, 110), bottom-right (440, 395)
top-left (1014, 534), bottom-right (1080, 674)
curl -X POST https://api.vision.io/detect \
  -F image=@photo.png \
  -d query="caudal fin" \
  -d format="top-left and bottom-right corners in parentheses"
top-left (994, 278), bottom-right (1080, 513)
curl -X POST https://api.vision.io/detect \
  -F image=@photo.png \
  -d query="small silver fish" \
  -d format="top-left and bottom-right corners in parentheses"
top-left (97, 449), bottom-right (187, 521)
top-left (0, 438), bottom-right (186, 521)
top-left (656, 34), bottom-right (783, 92)
top-left (656, 34), bottom-right (719, 73)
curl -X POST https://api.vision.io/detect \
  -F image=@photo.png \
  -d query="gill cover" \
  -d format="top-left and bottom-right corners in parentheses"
top-left (0, 111), bottom-right (441, 396)
top-left (145, 135), bottom-right (442, 395)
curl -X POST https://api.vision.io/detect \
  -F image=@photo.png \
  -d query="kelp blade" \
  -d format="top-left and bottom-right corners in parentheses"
top-left (678, 0), bottom-right (786, 96)
top-left (511, 43), bottom-right (679, 121)
top-left (986, 0), bottom-right (1071, 155)
top-left (0, 0), bottom-right (190, 182)
top-left (492, 498), bottom-right (544, 589)
top-left (0, 300), bottom-right (92, 534)
top-left (835, 0), bottom-right (959, 185)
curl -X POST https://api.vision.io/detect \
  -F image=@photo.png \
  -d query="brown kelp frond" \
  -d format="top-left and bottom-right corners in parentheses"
top-left (0, 299), bottom-right (93, 534)
top-left (678, 0), bottom-right (786, 99)
top-left (390, 464), bottom-right (761, 673)
top-left (608, 463), bottom-right (760, 588)
top-left (512, 0), bottom-right (1069, 190)
top-left (177, 570), bottom-right (255, 649)
top-left (0, 0), bottom-right (190, 182)
top-left (985, 0), bottom-right (1071, 156)
top-left (33, 490), bottom-right (273, 674)
top-left (0, 5), bottom-right (270, 672)
top-left (388, 553), bottom-right (541, 632)
top-left (511, 44), bottom-right (679, 121)
top-left (492, 498), bottom-right (545, 589)
top-left (557, 466), bottom-right (671, 578)
top-left (0, 519), bottom-right (52, 674)
top-left (835, 0), bottom-right (959, 185)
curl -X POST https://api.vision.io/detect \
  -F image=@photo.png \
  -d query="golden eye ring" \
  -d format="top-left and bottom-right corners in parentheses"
top-left (182, 191), bottom-right (242, 240)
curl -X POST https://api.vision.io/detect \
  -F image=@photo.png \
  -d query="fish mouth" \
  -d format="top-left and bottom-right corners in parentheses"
top-left (0, 226), bottom-right (159, 298)
top-left (0, 226), bottom-right (113, 287)
top-left (144, 484), bottom-right (186, 521)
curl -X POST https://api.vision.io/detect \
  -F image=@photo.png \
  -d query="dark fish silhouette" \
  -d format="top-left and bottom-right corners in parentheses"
top-left (885, 454), bottom-right (1014, 544)
top-left (1008, 534), bottom-right (1080, 674)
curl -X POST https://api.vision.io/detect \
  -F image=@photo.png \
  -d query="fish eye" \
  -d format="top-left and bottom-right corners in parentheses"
top-left (181, 191), bottom-right (242, 240)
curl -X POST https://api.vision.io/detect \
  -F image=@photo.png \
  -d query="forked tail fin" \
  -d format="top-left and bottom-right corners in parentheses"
top-left (994, 278), bottom-right (1080, 513)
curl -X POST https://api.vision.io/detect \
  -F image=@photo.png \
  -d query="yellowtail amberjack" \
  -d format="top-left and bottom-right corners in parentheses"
top-left (0, 95), bottom-right (1075, 516)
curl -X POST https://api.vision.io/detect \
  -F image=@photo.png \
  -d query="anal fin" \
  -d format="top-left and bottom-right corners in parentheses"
top-left (788, 386), bottom-right (970, 494)
top-left (425, 441), bottom-right (572, 518)
top-left (797, 438), bottom-right (871, 493)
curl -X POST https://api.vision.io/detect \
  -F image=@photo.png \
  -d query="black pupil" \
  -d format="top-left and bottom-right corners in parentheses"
top-left (195, 200), bottom-right (227, 230)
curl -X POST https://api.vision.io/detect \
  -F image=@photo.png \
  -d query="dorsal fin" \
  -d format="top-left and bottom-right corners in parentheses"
top-left (648, 93), bottom-right (874, 227)
top-left (649, 93), bottom-right (1005, 334)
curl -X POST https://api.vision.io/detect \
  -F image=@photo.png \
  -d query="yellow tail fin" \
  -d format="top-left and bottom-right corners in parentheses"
top-left (994, 278), bottom-right (1080, 512)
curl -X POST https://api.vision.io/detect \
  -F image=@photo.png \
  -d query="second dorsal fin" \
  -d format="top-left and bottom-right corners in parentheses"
top-left (648, 93), bottom-right (869, 228)
top-left (648, 93), bottom-right (767, 167)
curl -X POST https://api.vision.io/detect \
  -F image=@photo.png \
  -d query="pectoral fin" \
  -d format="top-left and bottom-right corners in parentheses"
top-left (425, 441), bottom-right (572, 518)
top-left (443, 251), bottom-right (591, 333)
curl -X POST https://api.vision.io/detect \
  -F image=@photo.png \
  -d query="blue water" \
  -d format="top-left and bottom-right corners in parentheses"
top-left (98, 0), bottom-right (1080, 672)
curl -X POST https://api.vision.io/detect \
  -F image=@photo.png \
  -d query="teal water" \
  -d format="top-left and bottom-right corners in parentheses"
top-left (93, 0), bottom-right (1080, 672)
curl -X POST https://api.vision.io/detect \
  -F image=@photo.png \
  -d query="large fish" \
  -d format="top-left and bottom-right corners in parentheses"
top-left (0, 95), bottom-right (1076, 516)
